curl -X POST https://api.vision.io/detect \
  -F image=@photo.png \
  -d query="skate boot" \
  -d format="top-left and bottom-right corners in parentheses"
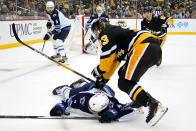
top-left (52, 85), bottom-right (69, 95)
top-left (51, 53), bottom-right (61, 60)
top-left (146, 93), bottom-right (168, 126)
top-left (70, 78), bottom-right (86, 89)
top-left (59, 55), bottom-right (68, 64)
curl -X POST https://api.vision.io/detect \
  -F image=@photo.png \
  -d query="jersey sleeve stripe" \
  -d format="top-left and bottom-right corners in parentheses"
top-left (128, 30), bottom-right (151, 51)
top-left (100, 45), bottom-right (117, 58)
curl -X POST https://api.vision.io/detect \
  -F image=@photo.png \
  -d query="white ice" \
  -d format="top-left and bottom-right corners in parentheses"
top-left (0, 35), bottom-right (196, 131)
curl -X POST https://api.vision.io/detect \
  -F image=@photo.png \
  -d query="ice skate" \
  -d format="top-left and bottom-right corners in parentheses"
top-left (51, 53), bottom-right (61, 60)
top-left (58, 55), bottom-right (69, 64)
top-left (70, 78), bottom-right (86, 89)
top-left (146, 94), bottom-right (168, 126)
top-left (148, 103), bottom-right (168, 127)
top-left (52, 85), bottom-right (69, 95)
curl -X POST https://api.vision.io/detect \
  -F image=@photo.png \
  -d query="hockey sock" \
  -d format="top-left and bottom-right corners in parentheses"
top-left (118, 77), bottom-right (149, 106)
top-left (52, 39), bottom-right (59, 54)
top-left (56, 39), bottom-right (66, 56)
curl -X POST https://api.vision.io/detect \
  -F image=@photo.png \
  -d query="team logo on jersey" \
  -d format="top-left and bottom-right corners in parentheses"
top-left (53, 14), bottom-right (57, 17)
top-left (109, 101), bottom-right (114, 108)
top-left (116, 49), bottom-right (125, 59)
top-left (80, 97), bottom-right (86, 106)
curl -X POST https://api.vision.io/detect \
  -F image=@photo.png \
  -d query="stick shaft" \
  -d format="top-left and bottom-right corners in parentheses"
top-left (0, 115), bottom-right (99, 120)
top-left (12, 23), bottom-right (95, 83)
top-left (41, 41), bottom-right (46, 52)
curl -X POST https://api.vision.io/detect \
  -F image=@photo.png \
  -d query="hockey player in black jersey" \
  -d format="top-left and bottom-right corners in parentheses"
top-left (141, 6), bottom-right (174, 66)
top-left (90, 19), bottom-right (168, 126)
top-left (50, 79), bottom-right (136, 123)
top-left (43, 1), bottom-right (71, 64)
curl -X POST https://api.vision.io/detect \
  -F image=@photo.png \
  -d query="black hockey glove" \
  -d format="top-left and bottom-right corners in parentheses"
top-left (91, 65), bottom-right (108, 89)
top-left (46, 22), bottom-right (52, 29)
top-left (91, 65), bottom-right (105, 78)
top-left (99, 110), bottom-right (116, 123)
top-left (43, 32), bottom-right (52, 40)
top-left (95, 77), bottom-right (108, 89)
top-left (50, 100), bottom-right (69, 116)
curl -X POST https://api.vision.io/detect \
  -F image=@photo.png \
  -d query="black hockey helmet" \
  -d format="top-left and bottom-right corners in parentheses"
top-left (144, 6), bottom-right (153, 13)
top-left (91, 18), bottom-right (110, 33)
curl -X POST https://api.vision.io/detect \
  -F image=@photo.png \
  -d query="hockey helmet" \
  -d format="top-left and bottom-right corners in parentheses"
top-left (46, 1), bottom-right (54, 8)
top-left (91, 18), bottom-right (110, 33)
top-left (144, 6), bottom-right (153, 13)
top-left (89, 93), bottom-right (109, 112)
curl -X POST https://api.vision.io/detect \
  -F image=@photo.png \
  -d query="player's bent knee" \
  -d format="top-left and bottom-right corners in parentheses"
top-left (118, 77), bottom-right (136, 94)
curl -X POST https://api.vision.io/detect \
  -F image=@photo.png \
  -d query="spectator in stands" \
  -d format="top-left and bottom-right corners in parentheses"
top-left (174, 9), bottom-right (183, 18)
top-left (154, 4), bottom-right (163, 16)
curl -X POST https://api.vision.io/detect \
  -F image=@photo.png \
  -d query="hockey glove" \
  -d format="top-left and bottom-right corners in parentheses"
top-left (46, 22), bottom-right (52, 29)
top-left (43, 32), bottom-right (52, 40)
top-left (99, 109), bottom-right (117, 123)
top-left (95, 77), bottom-right (108, 89)
top-left (91, 65), bottom-right (105, 78)
top-left (50, 100), bottom-right (69, 116)
top-left (91, 65), bottom-right (108, 89)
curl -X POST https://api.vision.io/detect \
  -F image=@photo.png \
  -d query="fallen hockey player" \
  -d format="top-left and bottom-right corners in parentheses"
top-left (50, 78), bottom-right (136, 123)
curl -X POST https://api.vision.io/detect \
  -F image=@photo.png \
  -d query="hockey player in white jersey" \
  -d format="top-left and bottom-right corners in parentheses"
top-left (43, 1), bottom-right (71, 63)
top-left (50, 79), bottom-right (136, 123)
top-left (84, 6), bottom-right (109, 54)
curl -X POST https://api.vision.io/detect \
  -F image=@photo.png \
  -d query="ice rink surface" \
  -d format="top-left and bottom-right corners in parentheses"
top-left (0, 35), bottom-right (196, 131)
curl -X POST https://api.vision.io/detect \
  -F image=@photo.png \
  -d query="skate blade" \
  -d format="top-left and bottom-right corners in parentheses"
top-left (148, 104), bottom-right (168, 127)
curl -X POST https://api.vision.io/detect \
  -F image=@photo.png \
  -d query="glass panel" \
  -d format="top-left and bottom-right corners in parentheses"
top-left (0, 0), bottom-right (195, 20)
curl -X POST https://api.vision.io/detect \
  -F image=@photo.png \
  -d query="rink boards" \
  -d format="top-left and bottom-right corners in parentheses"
top-left (0, 18), bottom-right (196, 49)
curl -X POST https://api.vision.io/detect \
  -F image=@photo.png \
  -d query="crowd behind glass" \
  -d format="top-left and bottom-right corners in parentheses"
top-left (0, 0), bottom-right (195, 20)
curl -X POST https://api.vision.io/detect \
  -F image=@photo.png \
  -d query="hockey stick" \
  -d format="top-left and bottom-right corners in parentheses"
top-left (0, 115), bottom-right (99, 120)
top-left (12, 23), bottom-right (94, 83)
top-left (41, 41), bottom-right (46, 52)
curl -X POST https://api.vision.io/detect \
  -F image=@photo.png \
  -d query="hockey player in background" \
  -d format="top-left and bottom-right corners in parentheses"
top-left (84, 6), bottom-right (109, 54)
top-left (141, 6), bottom-right (174, 66)
top-left (50, 78), bottom-right (136, 123)
top-left (43, 1), bottom-right (71, 63)
top-left (90, 19), bottom-right (168, 126)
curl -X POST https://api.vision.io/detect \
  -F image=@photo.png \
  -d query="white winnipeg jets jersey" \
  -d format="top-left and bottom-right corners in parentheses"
top-left (46, 9), bottom-right (71, 29)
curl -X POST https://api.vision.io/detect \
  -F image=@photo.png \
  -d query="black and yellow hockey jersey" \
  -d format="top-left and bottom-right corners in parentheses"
top-left (97, 25), bottom-right (158, 80)
top-left (141, 15), bottom-right (173, 37)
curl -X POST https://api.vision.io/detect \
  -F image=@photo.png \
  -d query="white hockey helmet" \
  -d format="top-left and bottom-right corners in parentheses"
top-left (46, 1), bottom-right (54, 8)
top-left (89, 93), bottom-right (109, 112)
